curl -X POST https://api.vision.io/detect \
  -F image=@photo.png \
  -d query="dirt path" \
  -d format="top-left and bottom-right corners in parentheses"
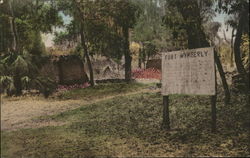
top-left (1, 89), bottom-right (159, 131)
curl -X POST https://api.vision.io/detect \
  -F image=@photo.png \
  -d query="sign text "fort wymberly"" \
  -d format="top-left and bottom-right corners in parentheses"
top-left (162, 47), bottom-right (215, 95)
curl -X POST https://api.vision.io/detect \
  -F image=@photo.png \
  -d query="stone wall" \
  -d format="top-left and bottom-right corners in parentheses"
top-left (85, 57), bottom-right (124, 80)
top-left (40, 60), bottom-right (60, 82)
top-left (40, 55), bottom-right (89, 85)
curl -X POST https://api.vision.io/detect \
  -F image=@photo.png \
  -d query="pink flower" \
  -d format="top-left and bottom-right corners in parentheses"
top-left (132, 68), bottom-right (161, 79)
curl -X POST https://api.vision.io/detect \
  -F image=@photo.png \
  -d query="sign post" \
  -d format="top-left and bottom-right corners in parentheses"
top-left (162, 96), bottom-right (170, 129)
top-left (211, 95), bottom-right (217, 132)
top-left (211, 59), bottom-right (217, 133)
top-left (161, 47), bottom-right (216, 131)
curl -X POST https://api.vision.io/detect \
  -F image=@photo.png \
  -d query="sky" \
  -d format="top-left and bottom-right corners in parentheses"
top-left (42, 13), bottom-right (71, 47)
top-left (42, 12), bottom-right (233, 48)
top-left (213, 12), bottom-right (232, 40)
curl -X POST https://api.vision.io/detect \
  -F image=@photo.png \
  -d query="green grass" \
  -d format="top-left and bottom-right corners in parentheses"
top-left (56, 82), bottom-right (150, 100)
top-left (1, 92), bottom-right (250, 157)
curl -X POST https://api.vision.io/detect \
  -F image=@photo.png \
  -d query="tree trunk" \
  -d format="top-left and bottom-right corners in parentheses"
top-left (138, 48), bottom-right (142, 69)
top-left (85, 52), bottom-right (94, 86)
top-left (80, 23), bottom-right (94, 87)
top-left (74, 0), bottom-right (94, 86)
top-left (123, 27), bottom-right (132, 82)
top-left (215, 51), bottom-right (230, 104)
top-left (9, 0), bottom-right (23, 96)
top-left (208, 42), bottom-right (231, 105)
top-left (186, 27), bottom-right (201, 49)
top-left (9, 17), bottom-right (16, 52)
top-left (230, 28), bottom-right (235, 67)
top-left (234, 10), bottom-right (249, 90)
top-left (138, 57), bottom-right (142, 69)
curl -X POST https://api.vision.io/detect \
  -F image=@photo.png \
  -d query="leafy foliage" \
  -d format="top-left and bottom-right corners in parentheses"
top-left (241, 34), bottom-right (249, 70)
top-left (31, 76), bottom-right (57, 98)
top-left (0, 0), bottom-right (62, 96)
top-left (0, 52), bottom-right (57, 97)
top-left (218, 43), bottom-right (234, 66)
top-left (0, 75), bottom-right (14, 93)
top-left (163, 0), bottom-right (215, 49)
top-left (0, 0), bottom-right (63, 53)
top-left (216, 0), bottom-right (249, 89)
top-left (55, 0), bottom-right (139, 62)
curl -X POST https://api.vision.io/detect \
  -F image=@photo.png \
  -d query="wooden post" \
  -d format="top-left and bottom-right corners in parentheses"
top-left (211, 59), bottom-right (217, 133)
top-left (162, 96), bottom-right (170, 130)
top-left (211, 95), bottom-right (217, 133)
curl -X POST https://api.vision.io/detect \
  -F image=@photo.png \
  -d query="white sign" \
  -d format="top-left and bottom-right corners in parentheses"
top-left (162, 47), bottom-right (215, 95)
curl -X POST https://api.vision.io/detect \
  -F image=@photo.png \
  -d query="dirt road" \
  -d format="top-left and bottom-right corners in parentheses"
top-left (1, 89), bottom-right (159, 131)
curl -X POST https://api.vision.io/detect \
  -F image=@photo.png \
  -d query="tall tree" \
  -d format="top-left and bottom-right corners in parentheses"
top-left (216, 0), bottom-right (249, 90)
top-left (110, 0), bottom-right (140, 82)
top-left (56, 0), bottom-right (126, 86)
top-left (56, 0), bottom-right (140, 83)
top-left (0, 0), bottom-right (62, 96)
top-left (55, 0), bottom-right (95, 86)
top-left (164, 0), bottom-right (231, 104)
top-left (132, 0), bottom-right (170, 68)
top-left (74, 0), bottom-right (95, 86)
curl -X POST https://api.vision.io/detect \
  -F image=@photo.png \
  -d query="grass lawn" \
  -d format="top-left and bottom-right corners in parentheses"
top-left (56, 82), bottom-right (150, 100)
top-left (1, 91), bottom-right (249, 157)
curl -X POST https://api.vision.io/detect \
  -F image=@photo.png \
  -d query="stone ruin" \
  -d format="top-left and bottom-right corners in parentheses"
top-left (40, 55), bottom-right (125, 85)
top-left (40, 55), bottom-right (89, 85)
top-left (84, 57), bottom-right (125, 80)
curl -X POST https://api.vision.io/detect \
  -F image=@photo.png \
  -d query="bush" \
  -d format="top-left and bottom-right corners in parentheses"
top-left (31, 76), bottom-right (58, 98)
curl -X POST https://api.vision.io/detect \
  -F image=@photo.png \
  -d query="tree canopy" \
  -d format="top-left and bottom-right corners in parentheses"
top-left (0, 0), bottom-right (249, 96)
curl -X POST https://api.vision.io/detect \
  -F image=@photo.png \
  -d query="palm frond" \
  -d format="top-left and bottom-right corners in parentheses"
top-left (0, 75), bottom-right (14, 91)
top-left (11, 55), bottom-right (29, 73)
top-left (21, 76), bottom-right (31, 89)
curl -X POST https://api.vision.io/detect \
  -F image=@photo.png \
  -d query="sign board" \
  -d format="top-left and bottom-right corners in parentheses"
top-left (161, 47), bottom-right (215, 95)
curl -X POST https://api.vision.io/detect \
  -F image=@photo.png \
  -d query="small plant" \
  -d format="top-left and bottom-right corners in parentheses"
top-left (26, 76), bottom-right (57, 97)
top-left (0, 75), bottom-right (15, 95)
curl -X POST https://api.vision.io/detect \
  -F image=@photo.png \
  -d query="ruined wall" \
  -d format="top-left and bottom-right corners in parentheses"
top-left (58, 56), bottom-right (89, 85)
top-left (40, 55), bottom-right (89, 85)
top-left (85, 57), bottom-right (124, 80)
top-left (40, 60), bottom-right (60, 82)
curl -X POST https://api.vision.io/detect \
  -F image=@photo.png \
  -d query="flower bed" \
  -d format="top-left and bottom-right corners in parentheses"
top-left (132, 68), bottom-right (161, 79)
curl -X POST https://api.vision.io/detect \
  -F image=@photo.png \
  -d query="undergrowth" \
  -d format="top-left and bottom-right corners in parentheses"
top-left (1, 92), bottom-right (249, 157)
